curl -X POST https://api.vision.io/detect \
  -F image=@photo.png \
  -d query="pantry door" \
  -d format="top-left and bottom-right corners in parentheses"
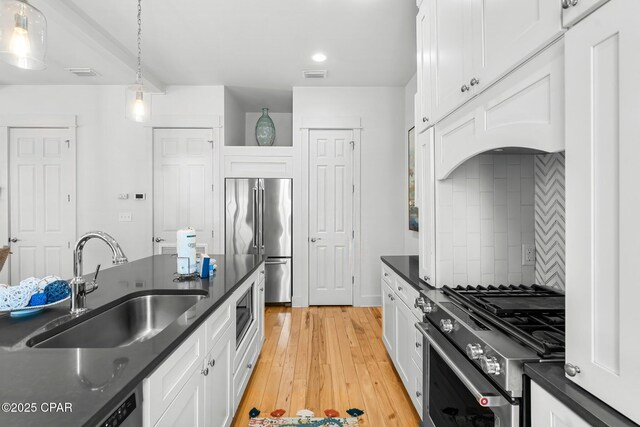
top-left (8, 128), bottom-right (76, 284)
top-left (308, 129), bottom-right (354, 305)
top-left (153, 128), bottom-right (215, 256)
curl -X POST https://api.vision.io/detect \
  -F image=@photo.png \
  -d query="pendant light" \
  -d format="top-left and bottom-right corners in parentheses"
top-left (0, 0), bottom-right (47, 70)
top-left (125, 0), bottom-right (151, 123)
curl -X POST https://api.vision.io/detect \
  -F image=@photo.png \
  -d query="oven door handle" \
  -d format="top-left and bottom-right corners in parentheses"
top-left (415, 322), bottom-right (509, 408)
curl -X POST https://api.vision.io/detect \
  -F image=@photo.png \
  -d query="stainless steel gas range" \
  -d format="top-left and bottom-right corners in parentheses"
top-left (415, 285), bottom-right (565, 426)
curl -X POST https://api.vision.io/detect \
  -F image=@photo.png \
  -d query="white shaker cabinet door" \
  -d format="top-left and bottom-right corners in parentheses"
top-left (430, 0), bottom-right (473, 122)
top-left (562, 0), bottom-right (609, 28)
top-left (565, 0), bottom-right (640, 423)
top-left (417, 128), bottom-right (435, 284)
top-left (204, 326), bottom-right (233, 427)
top-left (382, 280), bottom-right (396, 359)
top-left (154, 367), bottom-right (206, 427)
top-left (416, 2), bottom-right (432, 133)
top-left (530, 382), bottom-right (589, 427)
top-left (470, 0), bottom-right (562, 91)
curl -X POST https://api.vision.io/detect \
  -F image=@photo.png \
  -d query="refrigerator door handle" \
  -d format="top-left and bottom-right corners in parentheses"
top-left (260, 185), bottom-right (266, 251)
top-left (252, 186), bottom-right (258, 249)
top-left (265, 260), bottom-right (288, 265)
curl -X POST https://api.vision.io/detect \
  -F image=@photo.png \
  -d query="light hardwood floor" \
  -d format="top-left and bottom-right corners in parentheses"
top-left (231, 306), bottom-right (421, 427)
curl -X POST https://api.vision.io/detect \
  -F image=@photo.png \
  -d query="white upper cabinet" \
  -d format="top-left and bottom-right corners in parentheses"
top-left (565, 0), bottom-right (640, 423)
top-left (416, 3), bottom-right (433, 132)
top-left (427, 0), bottom-right (563, 124)
top-left (562, 0), bottom-right (609, 28)
top-left (429, 0), bottom-right (473, 122)
top-left (417, 128), bottom-right (435, 284)
top-left (470, 0), bottom-right (562, 93)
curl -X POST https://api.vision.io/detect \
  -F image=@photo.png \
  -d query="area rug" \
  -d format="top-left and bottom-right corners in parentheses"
top-left (248, 417), bottom-right (359, 426)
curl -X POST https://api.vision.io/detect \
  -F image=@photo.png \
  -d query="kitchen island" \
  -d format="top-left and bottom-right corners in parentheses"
top-left (0, 254), bottom-right (264, 427)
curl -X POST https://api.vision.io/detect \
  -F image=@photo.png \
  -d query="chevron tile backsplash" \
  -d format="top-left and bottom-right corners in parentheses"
top-left (534, 152), bottom-right (566, 291)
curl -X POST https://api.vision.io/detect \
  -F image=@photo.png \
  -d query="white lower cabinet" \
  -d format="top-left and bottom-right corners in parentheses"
top-left (204, 326), bottom-right (234, 427)
top-left (154, 365), bottom-right (206, 427)
top-left (380, 261), bottom-right (424, 419)
top-left (144, 264), bottom-right (265, 427)
top-left (394, 296), bottom-right (413, 387)
top-left (530, 382), bottom-right (589, 427)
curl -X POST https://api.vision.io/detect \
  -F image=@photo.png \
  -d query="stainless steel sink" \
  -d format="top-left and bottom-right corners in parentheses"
top-left (28, 293), bottom-right (205, 348)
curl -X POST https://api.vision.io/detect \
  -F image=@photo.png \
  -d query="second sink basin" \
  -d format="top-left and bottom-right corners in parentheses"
top-left (29, 293), bottom-right (205, 348)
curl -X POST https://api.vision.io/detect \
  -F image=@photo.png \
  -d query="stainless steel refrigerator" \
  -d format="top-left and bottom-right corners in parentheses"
top-left (225, 178), bottom-right (292, 303)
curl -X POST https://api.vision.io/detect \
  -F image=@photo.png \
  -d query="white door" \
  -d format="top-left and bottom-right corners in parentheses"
top-left (417, 128), bottom-right (435, 284)
top-left (8, 128), bottom-right (76, 283)
top-left (565, 0), bottom-right (640, 423)
top-left (308, 130), bottom-right (354, 305)
top-left (562, 0), bottom-right (609, 28)
top-left (430, 0), bottom-right (473, 122)
top-left (470, 0), bottom-right (562, 91)
top-left (153, 128), bottom-right (214, 256)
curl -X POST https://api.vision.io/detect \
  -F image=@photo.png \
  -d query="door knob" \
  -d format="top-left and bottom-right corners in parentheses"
top-left (310, 237), bottom-right (322, 243)
top-left (154, 238), bottom-right (165, 243)
top-left (9, 237), bottom-right (19, 243)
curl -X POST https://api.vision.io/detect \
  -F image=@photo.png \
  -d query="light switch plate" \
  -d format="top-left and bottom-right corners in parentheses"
top-left (118, 212), bottom-right (132, 222)
top-left (522, 244), bottom-right (535, 266)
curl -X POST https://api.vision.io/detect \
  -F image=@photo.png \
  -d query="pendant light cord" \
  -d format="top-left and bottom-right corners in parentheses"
top-left (136, 0), bottom-right (142, 85)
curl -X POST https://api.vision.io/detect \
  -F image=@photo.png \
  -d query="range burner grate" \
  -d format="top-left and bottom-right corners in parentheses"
top-left (443, 284), bottom-right (565, 357)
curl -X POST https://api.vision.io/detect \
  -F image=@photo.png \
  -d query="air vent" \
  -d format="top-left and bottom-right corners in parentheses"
top-left (303, 70), bottom-right (327, 79)
top-left (66, 67), bottom-right (100, 77)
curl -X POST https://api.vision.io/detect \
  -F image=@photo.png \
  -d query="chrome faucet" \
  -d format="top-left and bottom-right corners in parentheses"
top-left (70, 231), bottom-right (128, 314)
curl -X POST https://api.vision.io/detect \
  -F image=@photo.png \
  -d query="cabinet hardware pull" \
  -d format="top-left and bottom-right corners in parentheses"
top-left (201, 367), bottom-right (209, 376)
top-left (208, 359), bottom-right (215, 367)
top-left (397, 286), bottom-right (403, 291)
top-left (470, 77), bottom-right (480, 86)
top-left (564, 363), bottom-right (581, 377)
top-left (561, 0), bottom-right (579, 8)
top-left (461, 84), bottom-right (470, 93)
top-left (416, 391), bottom-right (422, 398)
top-left (416, 341), bottom-right (422, 348)
top-left (247, 363), bottom-right (253, 369)
top-left (422, 117), bottom-right (429, 123)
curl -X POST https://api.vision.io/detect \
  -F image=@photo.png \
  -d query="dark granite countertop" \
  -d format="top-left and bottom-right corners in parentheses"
top-left (525, 362), bottom-right (638, 426)
top-left (380, 255), bottom-right (432, 292)
top-left (0, 254), bottom-right (263, 427)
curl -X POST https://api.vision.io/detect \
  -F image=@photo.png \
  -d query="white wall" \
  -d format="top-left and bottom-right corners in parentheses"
top-left (292, 87), bottom-right (405, 307)
top-left (403, 75), bottom-right (419, 254)
top-left (244, 112), bottom-right (292, 147)
top-left (0, 85), bottom-right (224, 276)
top-left (223, 87), bottom-right (245, 146)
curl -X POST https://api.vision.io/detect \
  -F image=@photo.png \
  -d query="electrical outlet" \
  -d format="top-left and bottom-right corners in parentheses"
top-left (522, 244), bottom-right (536, 266)
top-left (118, 212), bottom-right (132, 222)
top-left (118, 193), bottom-right (129, 200)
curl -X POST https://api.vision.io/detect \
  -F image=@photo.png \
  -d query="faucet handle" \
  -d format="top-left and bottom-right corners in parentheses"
top-left (86, 264), bottom-right (101, 295)
top-left (93, 264), bottom-right (101, 281)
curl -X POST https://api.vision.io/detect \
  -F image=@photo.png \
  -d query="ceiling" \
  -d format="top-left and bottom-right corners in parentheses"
top-left (0, 0), bottom-right (417, 91)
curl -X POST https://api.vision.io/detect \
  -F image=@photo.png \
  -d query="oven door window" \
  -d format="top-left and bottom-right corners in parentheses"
top-left (429, 347), bottom-right (495, 426)
top-left (236, 285), bottom-right (254, 348)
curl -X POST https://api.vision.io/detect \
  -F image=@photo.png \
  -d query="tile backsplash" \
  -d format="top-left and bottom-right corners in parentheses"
top-left (534, 152), bottom-right (566, 291)
top-left (435, 152), bottom-right (567, 289)
top-left (436, 154), bottom-right (536, 286)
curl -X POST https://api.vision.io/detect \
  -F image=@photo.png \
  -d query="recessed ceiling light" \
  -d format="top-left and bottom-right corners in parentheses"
top-left (312, 53), bottom-right (327, 63)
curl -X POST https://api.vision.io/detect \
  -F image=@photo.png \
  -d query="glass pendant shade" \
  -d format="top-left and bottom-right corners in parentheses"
top-left (0, 0), bottom-right (46, 70)
top-left (125, 84), bottom-right (151, 123)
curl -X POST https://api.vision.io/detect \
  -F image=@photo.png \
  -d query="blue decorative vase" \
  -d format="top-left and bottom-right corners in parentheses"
top-left (255, 108), bottom-right (276, 146)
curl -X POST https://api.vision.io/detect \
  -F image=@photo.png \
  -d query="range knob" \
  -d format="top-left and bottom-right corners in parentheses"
top-left (440, 318), bottom-right (454, 333)
top-left (414, 297), bottom-right (434, 313)
top-left (480, 356), bottom-right (501, 375)
top-left (466, 343), bottom-right (484, 360)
